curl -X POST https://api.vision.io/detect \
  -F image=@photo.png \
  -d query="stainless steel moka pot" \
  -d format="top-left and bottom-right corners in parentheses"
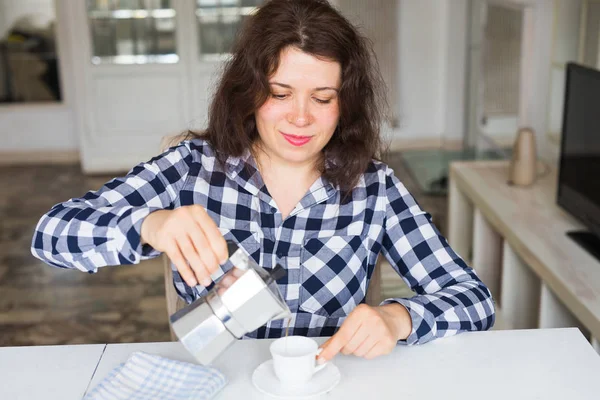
top-left (169, 242), bottom-right (291, 365)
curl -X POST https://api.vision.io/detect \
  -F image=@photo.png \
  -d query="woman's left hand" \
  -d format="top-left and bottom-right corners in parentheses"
top-left (317, 303), bottom-right (412, 363)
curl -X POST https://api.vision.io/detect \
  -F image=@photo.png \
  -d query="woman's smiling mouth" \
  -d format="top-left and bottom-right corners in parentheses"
top-left (280, 132), bottom-right (313, 146)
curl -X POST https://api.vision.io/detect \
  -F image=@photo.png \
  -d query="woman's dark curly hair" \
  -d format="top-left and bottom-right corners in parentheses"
top-left (189, 0), bottom-right (387, 191)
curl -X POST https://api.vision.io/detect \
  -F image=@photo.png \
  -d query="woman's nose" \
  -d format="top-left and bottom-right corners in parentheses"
top-left (287, 100), bottom-right (313, 127)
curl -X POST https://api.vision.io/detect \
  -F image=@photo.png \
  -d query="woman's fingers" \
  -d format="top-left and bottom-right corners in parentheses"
top-left (178, 235), bottom-right (211, 286)
top-left (363, 341), bottom-right (383, 360)
top-left (188, 226), bottom-right (220, 278)
top-left (318, 304), bottom-right (401, 362)
top-left (192, 206), bottom-right (229, 264)
top-left (341, 322), bottom-right (368, 355)
top-left (144, 205), bottom-right (229, 288)
top-left (318, 311), bottom-right (361, 363)
top-left (167, 241), bottom-right (198, 287)
top-left (353, 336), bottom-right (379, 358)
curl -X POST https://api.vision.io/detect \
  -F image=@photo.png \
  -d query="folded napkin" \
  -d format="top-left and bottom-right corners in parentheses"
top-left (84, 351), bottom-right (227, 400)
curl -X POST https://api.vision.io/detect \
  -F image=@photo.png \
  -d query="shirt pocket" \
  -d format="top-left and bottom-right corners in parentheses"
top-left (299, 235), bottom-right (371, 318)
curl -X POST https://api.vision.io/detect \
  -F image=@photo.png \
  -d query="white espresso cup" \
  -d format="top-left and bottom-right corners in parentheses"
top-left (270, 336), bottom-right (329, 386)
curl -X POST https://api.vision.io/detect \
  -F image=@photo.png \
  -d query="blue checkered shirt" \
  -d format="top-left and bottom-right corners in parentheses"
top-left (32, 139), bottom-right (495, 344)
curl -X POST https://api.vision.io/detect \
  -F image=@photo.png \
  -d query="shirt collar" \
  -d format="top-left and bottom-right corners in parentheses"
top-left (224, 150), bottom-right (338, 213)
top-left (225, 149), bottom-right (273, 205)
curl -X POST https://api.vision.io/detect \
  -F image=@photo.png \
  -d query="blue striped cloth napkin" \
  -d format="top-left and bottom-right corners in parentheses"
top-left (84, 351), bottom-right (227, 400)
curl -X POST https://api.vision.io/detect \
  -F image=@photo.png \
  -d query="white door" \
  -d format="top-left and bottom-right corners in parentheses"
top-left (70, 1), bottom-right (191, 173)
top-left (71, 0), bottom-right (261, 173)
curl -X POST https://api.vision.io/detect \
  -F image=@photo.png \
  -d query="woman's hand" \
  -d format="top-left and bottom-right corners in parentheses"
top-left (317, 303), bottom-right (412, 363)
top-left (140, 205), bottom-right (229, 287)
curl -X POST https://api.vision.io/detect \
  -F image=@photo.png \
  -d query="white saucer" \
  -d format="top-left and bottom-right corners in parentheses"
top-left (252, 359), bottom-right (341, 398)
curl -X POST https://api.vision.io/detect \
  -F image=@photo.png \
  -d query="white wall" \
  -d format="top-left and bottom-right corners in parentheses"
top-left (395, 0), bottom-right (468, 142)
top-left (548, 0), bottom-right (582, 138)
top-left (526, 0), bottom-right (554, 164)
top-left (0, 105), bottom-right (77, 151)
top-left (396, 0), bottom-right (445, 140)
top-left (441, 0), bottom-right (468, 142)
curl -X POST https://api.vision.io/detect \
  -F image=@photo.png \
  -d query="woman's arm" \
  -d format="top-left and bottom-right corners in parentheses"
top-left (31, 142), bottom-right (193, 272)
top-left (379, 166), bottom-right (496, 345)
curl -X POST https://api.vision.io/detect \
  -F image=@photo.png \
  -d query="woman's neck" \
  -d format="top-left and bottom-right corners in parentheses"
top-left (252, 144), bottom-right (323, 218)
top-left (252, 144), bottom-right (321, 186)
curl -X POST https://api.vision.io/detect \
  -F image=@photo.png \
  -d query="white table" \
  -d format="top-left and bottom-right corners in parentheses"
top-left (2, 328), bottom-right (599, 399)
top-left (0, 344), bottom-right (105, 400)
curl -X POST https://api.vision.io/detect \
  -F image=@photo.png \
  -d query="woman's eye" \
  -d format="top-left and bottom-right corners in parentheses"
top-left (314, 98), bottom-right (332, 104)
top-left (272, 93), bottom-right (288, 100)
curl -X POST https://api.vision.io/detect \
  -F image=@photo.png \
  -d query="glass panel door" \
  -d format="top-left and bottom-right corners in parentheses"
top-left (196, 0), bottom-right (263, 60)
top-left (87, 0), bottom-right (178, 64)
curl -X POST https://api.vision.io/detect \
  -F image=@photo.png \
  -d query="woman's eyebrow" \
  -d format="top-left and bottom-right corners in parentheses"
top-left (270, 82), bottom-right (339, 92)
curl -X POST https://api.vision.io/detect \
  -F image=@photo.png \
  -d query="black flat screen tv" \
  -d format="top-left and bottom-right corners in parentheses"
top-left (557, 62), bottom-right (600, 261)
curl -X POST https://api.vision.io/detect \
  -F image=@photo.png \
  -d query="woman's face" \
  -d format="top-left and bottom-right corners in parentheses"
top-left (255, 46), bottom-right (341, 168)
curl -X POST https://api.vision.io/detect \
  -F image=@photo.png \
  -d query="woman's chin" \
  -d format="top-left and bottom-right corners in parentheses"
top-left (278, 148), bottom-right (317, 165)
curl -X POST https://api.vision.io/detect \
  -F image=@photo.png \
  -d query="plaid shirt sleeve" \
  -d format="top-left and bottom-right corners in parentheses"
top-left (31, 143), bottom-right (193, 272)
top-left (379, 166), bottom-right (495, 345)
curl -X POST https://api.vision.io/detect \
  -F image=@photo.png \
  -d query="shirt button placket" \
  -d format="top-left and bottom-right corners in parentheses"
top-left (274, 215), bottom-right (300, 311)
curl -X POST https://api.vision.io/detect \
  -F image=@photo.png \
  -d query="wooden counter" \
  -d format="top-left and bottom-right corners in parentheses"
top-left (448, 160), bottom-right (600, 351)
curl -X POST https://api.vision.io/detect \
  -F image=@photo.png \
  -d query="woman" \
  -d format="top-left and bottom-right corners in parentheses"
top-left (31, 0), bottom-right (495, 364)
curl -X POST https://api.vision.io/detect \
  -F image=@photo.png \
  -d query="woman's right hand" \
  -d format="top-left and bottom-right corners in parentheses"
top-left (140, 205), bottom-right (229, 287)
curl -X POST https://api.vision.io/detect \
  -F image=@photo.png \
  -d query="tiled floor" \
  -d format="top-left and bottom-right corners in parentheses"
top-left (0, 152), bottom-right (447, 346)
